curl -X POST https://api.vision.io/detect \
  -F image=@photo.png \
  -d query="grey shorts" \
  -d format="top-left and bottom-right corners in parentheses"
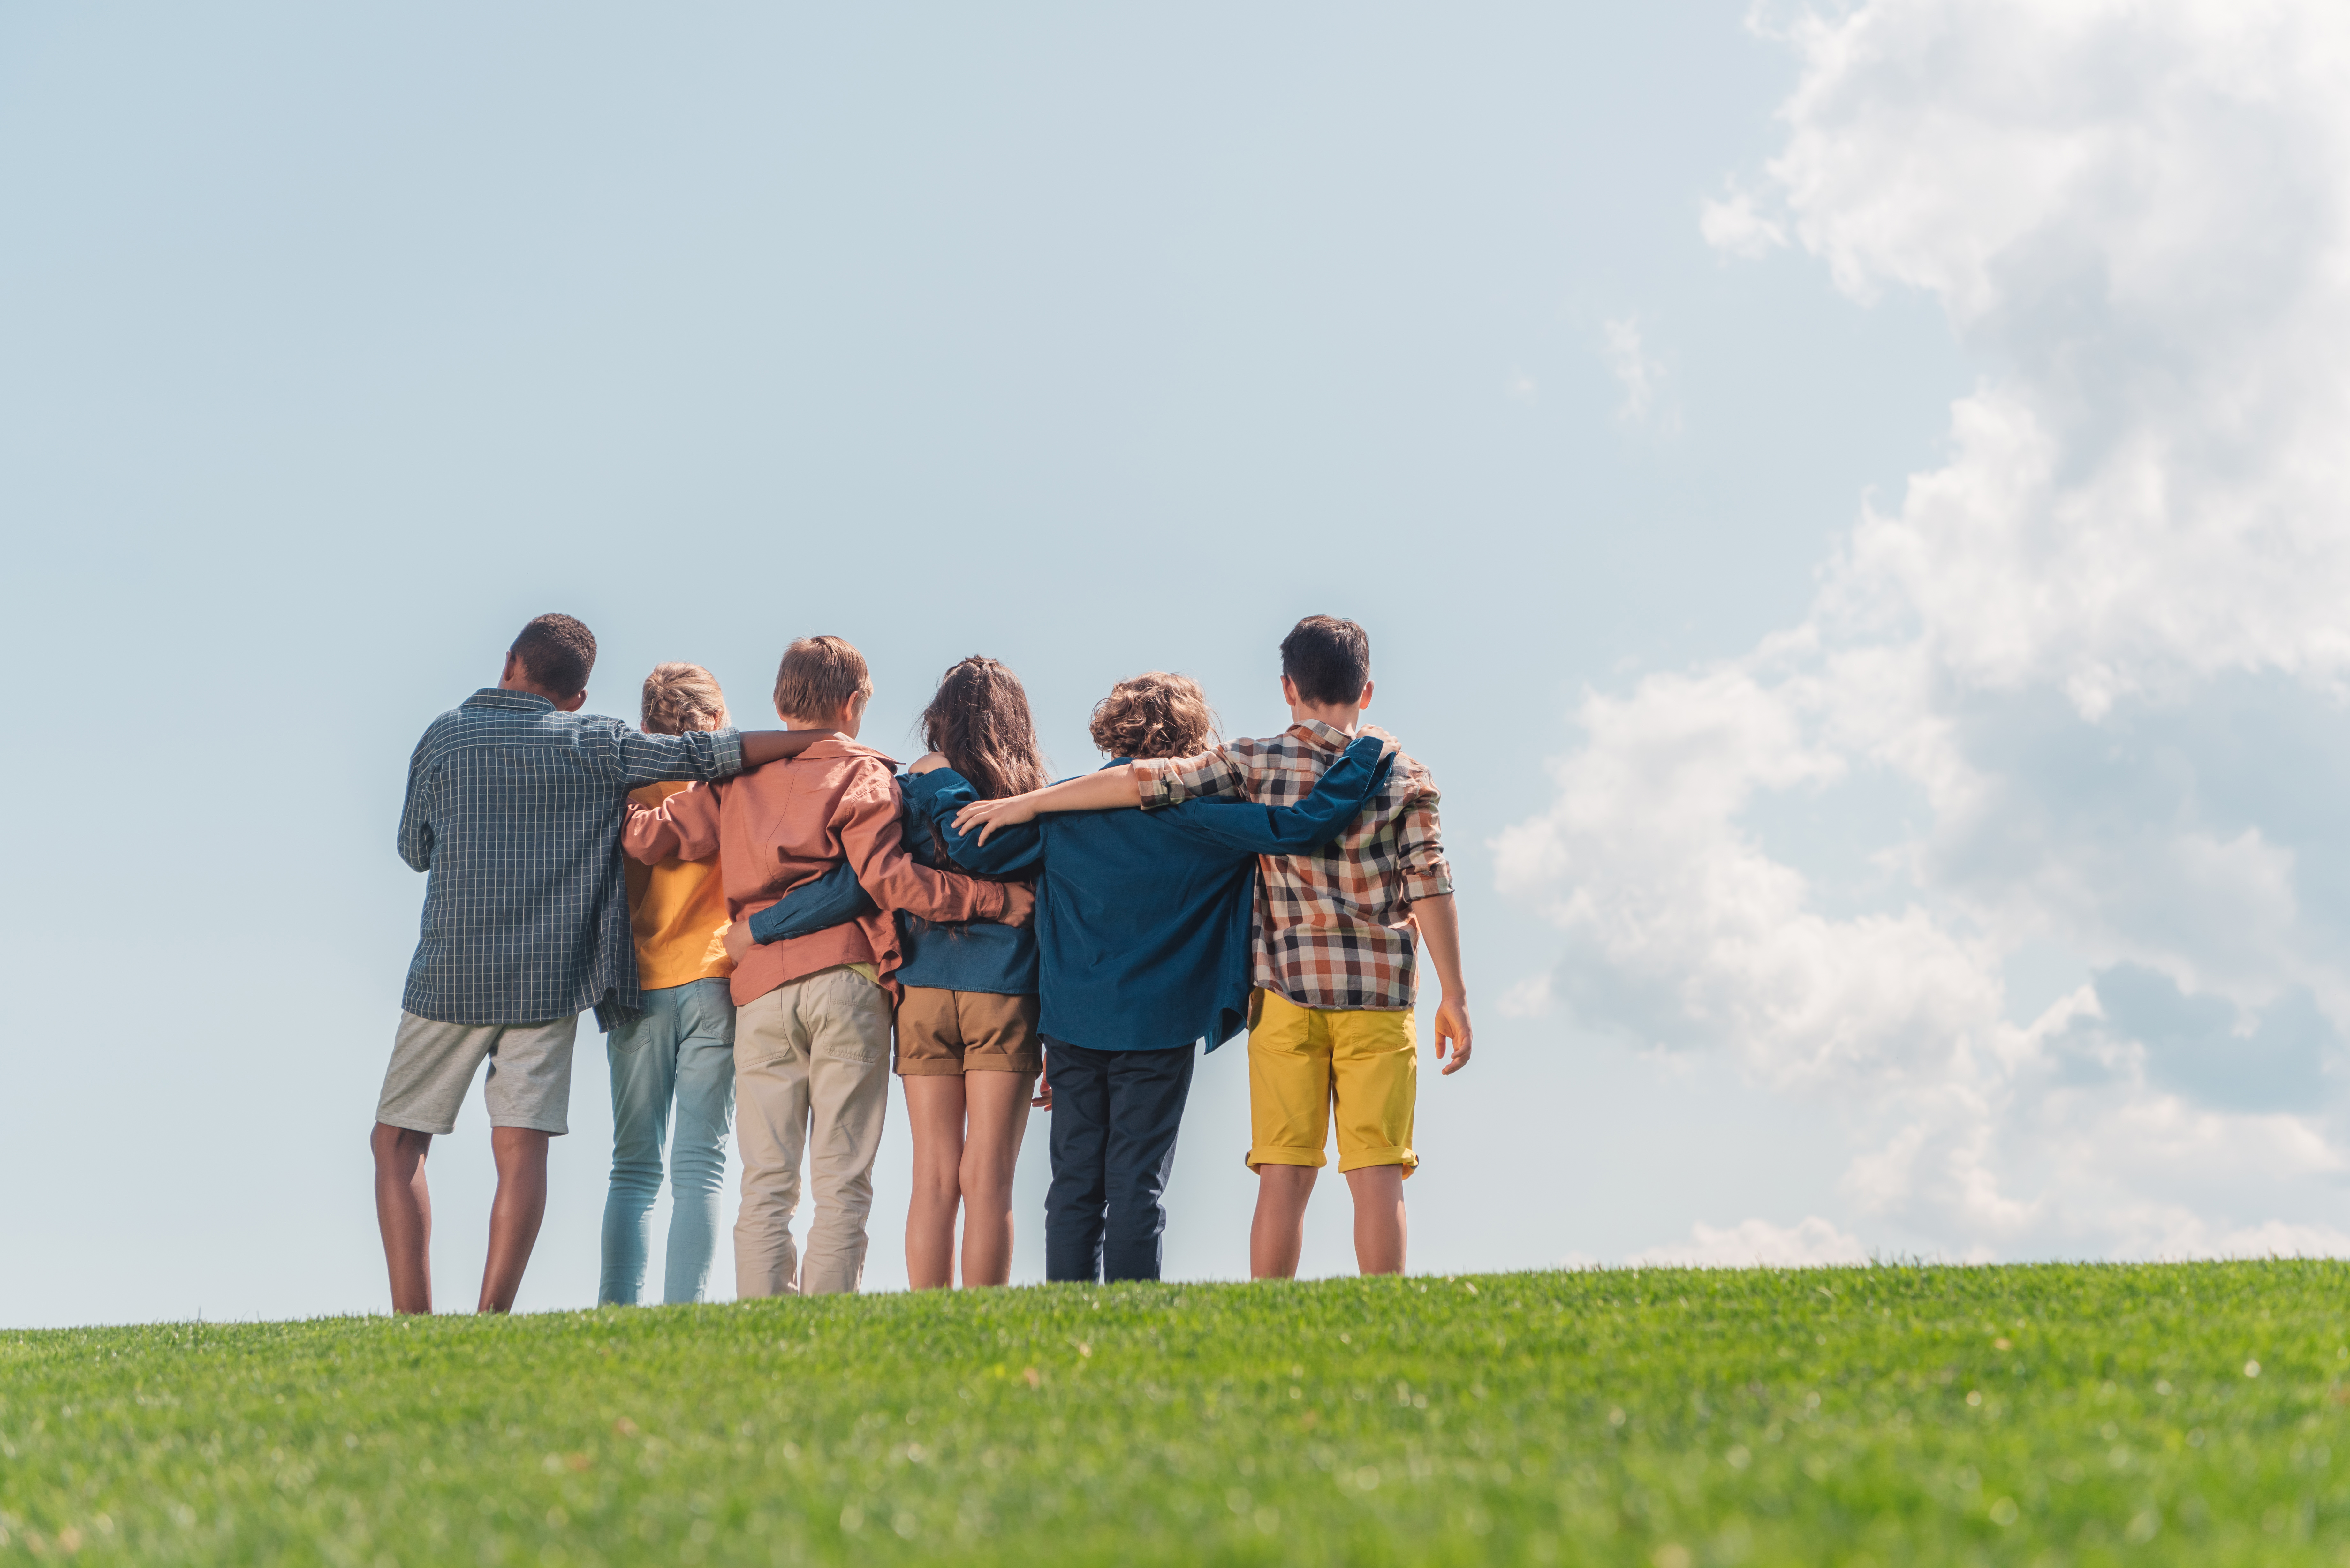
top-left (375, 1012), bottom-right (579, 1136)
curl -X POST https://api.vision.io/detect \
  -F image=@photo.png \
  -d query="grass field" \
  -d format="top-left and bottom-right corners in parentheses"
top-left (5, 1262), bottom-right (2350, 1565)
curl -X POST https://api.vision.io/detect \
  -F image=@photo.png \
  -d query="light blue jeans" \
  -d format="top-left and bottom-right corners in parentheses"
top-left (601, 978), bottom-right (736, 1305)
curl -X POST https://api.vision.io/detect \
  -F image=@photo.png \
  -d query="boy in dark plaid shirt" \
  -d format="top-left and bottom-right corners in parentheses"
top-left (956, 616), bottom-right (1471, 1277)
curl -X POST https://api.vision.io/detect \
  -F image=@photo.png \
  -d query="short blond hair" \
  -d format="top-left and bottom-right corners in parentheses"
top-left (641, 663), bottom-right (726, 735)
top-left (772, 635), bottom-right (872, 723)
top-left (1089, 672), bottom-right (1217, 759)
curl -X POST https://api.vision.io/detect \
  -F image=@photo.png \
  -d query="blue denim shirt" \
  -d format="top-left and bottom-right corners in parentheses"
top-left (398, 689), bottom-right (744, 1029)
top-left (753, 735), bottom-right (1393, 1051)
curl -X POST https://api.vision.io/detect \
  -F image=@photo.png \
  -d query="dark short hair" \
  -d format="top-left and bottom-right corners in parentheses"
top-left (511, 613), bottom-right (596, 697)
top-left (1089, 672), bottom-right (1217, 760)
top-left (773, 635), bottom-right (872, 722)
top-left (1279, 615), bottom-right (1370, 706)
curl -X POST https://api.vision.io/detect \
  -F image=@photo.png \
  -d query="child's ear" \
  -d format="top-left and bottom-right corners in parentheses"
top-left (1357, 678), bottom-right (1374, 712)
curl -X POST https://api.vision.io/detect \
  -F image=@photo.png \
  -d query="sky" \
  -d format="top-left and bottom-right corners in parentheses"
top-left (4, 0), bottom-right (2343, 1327)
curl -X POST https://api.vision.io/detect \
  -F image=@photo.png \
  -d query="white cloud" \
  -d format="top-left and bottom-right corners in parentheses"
top-left (1628, 1216), bottom-right (1870, 1268)
top-left (1502, 0), bottom-right (2350, 1261)
top-left (1598, 316), bottom-right (1678, 433)
top-left (1698, 184), bottom-right (1785, 259)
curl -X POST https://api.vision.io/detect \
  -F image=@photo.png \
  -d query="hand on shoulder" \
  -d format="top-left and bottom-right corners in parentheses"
top-left (909, 751), bottom-right (950, 775)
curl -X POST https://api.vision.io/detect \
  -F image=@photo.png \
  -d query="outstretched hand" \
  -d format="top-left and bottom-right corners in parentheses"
top-left (1433, 993), bottom-right (1473, 1074)
top-left (954, 794), bottom-right (1040, 845)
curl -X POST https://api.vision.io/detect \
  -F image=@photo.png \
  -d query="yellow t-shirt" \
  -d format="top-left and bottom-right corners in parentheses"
top-left (625, 782), bottom-right (736, 990)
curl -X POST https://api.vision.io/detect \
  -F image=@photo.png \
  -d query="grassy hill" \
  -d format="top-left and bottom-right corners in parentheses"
top-left (4, 1261), bottom-right (2347, 1565)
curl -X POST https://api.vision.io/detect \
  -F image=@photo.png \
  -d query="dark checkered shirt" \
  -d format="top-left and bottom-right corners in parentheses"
top-left (1132, 719), bottom-right (1451, 1012)
top-left (398, 689), bottom-right (745, 1028)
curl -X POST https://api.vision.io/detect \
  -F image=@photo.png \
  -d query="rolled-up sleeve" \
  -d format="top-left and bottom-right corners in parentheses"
top-left (1131, 746), bottom-right (1247, 810)
top-left (397, 746), bottom-right (436, 872)
top-left (1396, 773), bottom-right (1453, 905)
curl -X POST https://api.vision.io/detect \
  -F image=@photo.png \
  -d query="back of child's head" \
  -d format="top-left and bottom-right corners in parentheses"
top-left (512, 613), bottom-right (597, 698)
top-left (921, 657), bottom-right (1050, 800)
top-left (1090, 672), bottom-right (1217, 760)
top-left (1279, 615), bottom-right (1370, 706)
top-left (641, 663), bottom-right (727, 735)
top-left (773, 635), bottom-right (872, 723)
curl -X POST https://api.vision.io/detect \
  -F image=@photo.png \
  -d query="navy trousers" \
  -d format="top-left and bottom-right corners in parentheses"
top-left (1043, 1039), bottom-right (1197, 1282)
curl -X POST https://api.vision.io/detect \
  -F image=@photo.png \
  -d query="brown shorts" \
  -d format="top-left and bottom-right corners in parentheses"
top-left (893, 987), bottom-right (1043, 1078)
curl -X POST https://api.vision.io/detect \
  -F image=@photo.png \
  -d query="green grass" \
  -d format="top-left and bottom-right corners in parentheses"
top-left (4, 1263), bottom-right (2349, 1565)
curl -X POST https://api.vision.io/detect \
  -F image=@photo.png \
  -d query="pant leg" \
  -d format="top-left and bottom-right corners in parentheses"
top-left (600, 992), bottom-right (682, 1306)
top-left (798, 969), bottom-right (894, 1297)
top-left (733, 985), bottom-right (813, 1299)
top-left (1101, 1045), bottom-right (1199, 1283)
top-left (1043, 1040), bottom-right (1112, 1283)
top-left (663, 979), bottom-right (737, 1305)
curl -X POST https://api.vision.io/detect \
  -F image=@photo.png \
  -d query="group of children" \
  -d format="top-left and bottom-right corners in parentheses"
top-left (371, 612), bottom-right (1471, 1313)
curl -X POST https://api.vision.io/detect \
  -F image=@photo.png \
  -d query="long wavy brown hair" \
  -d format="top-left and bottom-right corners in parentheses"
top-left (920, 656), bottom-right (1052, 801)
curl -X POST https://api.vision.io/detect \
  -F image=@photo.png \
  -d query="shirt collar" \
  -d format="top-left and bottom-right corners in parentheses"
top-left (1288, 718), bottom-right (1355, 752)
top-left (796, 734), bottom-right (902, 769)
top-left (464, 688), bottom-right (554, 712)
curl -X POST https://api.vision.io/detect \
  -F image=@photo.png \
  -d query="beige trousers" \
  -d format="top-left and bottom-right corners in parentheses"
top-left (733, 966), bottom-right (893, 1298)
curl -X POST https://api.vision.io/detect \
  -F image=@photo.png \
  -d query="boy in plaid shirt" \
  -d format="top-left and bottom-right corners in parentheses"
top-left (956, 616), bottom-right (1471, 1276)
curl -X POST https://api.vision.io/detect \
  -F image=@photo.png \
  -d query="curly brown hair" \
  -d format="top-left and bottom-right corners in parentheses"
top-left (1088, 672), bottom-right (1217, 760)
top-left (921, 656), bottom-right (1051, 801)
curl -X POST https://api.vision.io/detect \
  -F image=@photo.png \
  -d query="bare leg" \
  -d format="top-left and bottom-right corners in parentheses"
top-left (372, 1123), bottom-right (435, 1315)
top-left (958, 1072), bottom-right (1034, 1288)
top-left (477, 1127), bottom-right (550, 1314)
top-left (1344, 1165), bottom-right (1407, 1275)
top-left (1249, 1164), bottom-right (1317, 1279)
top-left (902, 1076), bottom-right (967, 1289)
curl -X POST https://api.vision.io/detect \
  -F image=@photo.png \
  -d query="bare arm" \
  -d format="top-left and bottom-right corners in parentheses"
top-left (740, 728), bottom-right (835, 769)
top-left (952, 764), bottom-right (1141, 843)
top-left (1412, 893), bottom-right (1472, 1074)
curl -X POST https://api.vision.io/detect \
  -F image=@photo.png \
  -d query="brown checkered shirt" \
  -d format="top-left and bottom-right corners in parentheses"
top-left (1132, 718), bottom-right (1451, 1012)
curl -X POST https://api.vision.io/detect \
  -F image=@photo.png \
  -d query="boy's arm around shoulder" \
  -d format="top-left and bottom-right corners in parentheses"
top-left (840, 762), bottom-right (1032, 926)
top-left (609, 724), bottom-right (832, 789)
top-left (623, 780), bottom-right (723, 865)
top-left (949, 743), bottom-right (1246, 843)
top-left (1158, 734), bottom-right (1395, 854)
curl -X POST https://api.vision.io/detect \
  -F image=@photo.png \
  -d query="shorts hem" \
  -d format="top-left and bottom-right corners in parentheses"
top-left (963, 1056), bottom-right (1042, 1075)
top-left (486, 1115), bottom-right (569, 1135)
top-left (375, 1111), bottom-right (456, 1137)
top-left (894, 1059), bottom-right (966, 1078)
top-left (1337, 1147), bottom-right (1418, 1177)
top-left (1246, 1148), bottom-right (1327, 1172)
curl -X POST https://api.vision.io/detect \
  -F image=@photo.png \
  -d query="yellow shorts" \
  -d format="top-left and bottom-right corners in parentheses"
top-left (1246, 989), bottom-right (1418, 1177)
